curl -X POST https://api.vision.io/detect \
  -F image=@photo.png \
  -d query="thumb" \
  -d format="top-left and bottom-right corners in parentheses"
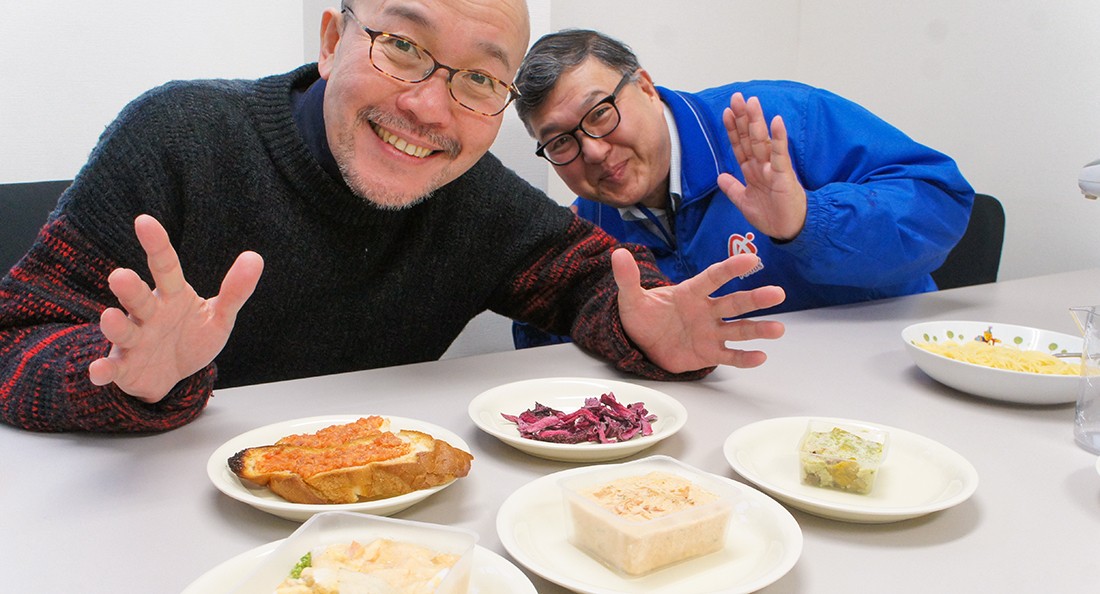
top-left (717, 172), bottom-right (746, 208)
top-left (213, 251), bottom-right (265, 323)
top-left (611, 248), bottom-right (642, 301)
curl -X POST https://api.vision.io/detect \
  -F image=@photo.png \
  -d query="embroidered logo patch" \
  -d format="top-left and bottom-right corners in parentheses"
top-left (728, 232), bottom-right (764, 278)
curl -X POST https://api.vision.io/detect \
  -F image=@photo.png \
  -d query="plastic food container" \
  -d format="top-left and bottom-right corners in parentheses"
top-left (798, 420), bottom-right (889, 495)
top-left (230, 511), bottom-right (477, 594)
top-left (559, 455), bottom-right (735, 576)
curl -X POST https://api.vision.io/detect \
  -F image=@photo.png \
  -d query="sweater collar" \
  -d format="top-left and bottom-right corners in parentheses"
top-left (252, 64), bottom-right (407, 228)
top-left (292, 77), bottom-right (344, 183)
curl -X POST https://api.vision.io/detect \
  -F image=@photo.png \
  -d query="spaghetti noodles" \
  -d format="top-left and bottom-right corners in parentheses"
top-left (915, 340), bottom-right (1080, 375)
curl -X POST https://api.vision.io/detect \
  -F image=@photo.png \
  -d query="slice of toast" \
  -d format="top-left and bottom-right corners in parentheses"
top-left (228, 417), bottom-right (473, 504)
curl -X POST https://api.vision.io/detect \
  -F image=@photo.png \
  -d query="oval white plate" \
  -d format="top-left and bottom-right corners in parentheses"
top-left (182, 540), bottom-right (535, 594)
top-left (724, 417), bottom-right (979, 523)
top-left (901, 320), bottom-right (1082, 404)
top-left (207, 415), bottom-right (471, 522)
top-left (496, 461), bottom-right (802, 594)
top-left (468, 377), bottom-right (687, 462)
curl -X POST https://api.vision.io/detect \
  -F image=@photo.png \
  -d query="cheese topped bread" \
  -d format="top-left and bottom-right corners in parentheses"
top-left (228, 416), bottom-right (473, 504)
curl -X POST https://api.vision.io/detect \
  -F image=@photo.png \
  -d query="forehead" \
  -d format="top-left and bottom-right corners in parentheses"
top-left (363, 0), bottom-right (528, 74)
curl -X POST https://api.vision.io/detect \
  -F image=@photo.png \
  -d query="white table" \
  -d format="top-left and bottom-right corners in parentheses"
top-left (3, 268), bottom-right (1099, 593)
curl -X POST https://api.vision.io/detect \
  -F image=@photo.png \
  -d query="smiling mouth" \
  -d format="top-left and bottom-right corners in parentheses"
top-left (370, 122), bottom-right (434, 158)
top-left (599, 160), bottom-right (628, 183)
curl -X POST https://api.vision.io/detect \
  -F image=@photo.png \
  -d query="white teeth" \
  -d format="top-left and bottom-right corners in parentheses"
top-left (371, 123), bottom-right (432, 158)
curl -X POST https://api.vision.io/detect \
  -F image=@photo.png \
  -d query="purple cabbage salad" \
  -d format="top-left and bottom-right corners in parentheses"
top-left (500, 392), bottom-right (657, 444)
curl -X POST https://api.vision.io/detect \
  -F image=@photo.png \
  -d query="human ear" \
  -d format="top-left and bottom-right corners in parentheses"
top-left (635, 69), bottom-right (660, 99)
top-left (317, 8), bottom-right (343, 80)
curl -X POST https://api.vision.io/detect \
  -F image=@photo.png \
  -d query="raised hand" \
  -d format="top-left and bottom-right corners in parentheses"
top-left (612, 249), bottom-right (785, 373)
top-left (717, 93), bottom-right (807, 241)
top-left (88, 215), bottom-right (264, 402)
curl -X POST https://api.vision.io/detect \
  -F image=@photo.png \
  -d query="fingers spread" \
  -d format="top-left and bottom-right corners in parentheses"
top-left (722, 318), bottom-right (786, 342)
top-left (710, 284), bottom-right (786, 320)
top-left (682, 254), bottom-right (762, 297)
top-left (746, 97), bottom-right (771, 164)
top-left (716, 172), bottom-right (746, 207)
top-left (769, 115), bottom-right (793, 174)
top-left (134, 214), bottom-right (186, 295)
top-left (88, 357), bottom-right (117, 387)
top-left (107, 268), bottom-right (157, 323)
top-left (715, 348), bottom-right (769, 369)
top-left (98, 306), bottom-right (139, 348)
top-left (212, 251), bottom-right (265, 324)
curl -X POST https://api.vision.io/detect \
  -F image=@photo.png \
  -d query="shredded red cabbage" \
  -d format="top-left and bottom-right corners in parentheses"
top-left (500, 392), bottom-right (656, 444)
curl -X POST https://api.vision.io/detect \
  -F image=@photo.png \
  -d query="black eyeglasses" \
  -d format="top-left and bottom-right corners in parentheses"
top-left (534, 72), bottom-right (634, 166)
top-left (342, 7), bottom-right (520, 117)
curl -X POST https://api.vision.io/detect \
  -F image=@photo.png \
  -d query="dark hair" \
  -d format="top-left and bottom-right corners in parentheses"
top-left (514, 29), bottom-right (641, 134)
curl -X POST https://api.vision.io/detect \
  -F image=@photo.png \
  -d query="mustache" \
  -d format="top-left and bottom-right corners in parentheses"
top-left (359, 107), bottom-right (462, 158)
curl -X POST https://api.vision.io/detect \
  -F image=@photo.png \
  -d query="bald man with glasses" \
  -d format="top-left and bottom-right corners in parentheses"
top-left (0, 1), bottom-right (787, 433)
top-left (511, 29), bottom-right (975, 350)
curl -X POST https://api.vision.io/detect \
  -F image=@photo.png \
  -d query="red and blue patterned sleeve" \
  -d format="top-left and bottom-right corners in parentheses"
top-left (0, 215), bottom-right (214, 433)
top-left (502, 216), bottom-right (713, 381)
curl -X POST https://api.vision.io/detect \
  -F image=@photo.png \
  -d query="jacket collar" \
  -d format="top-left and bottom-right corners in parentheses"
top-left (657, 86), bottom-right (735, 205)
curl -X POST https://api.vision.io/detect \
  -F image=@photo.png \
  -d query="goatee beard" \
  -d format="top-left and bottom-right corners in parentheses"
top-left (335, 107), bottom-right (460, 210)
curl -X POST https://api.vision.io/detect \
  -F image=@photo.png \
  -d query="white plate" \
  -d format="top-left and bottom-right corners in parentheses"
top-left (207, 415), bottom-right (471, 521)
top-left (901, 320), bottom-right (1082, 404)
top-left (468, 377), bottom-right (687, 462)
top-left (181, 541), bottom-right (535, 594)
top-left (496, 460), bottom-right (802, 594)
top-left (724, 417), bottom-right (979, 523)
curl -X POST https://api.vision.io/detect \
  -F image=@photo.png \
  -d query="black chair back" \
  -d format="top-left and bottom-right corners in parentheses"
top-left (0, 180), bottom-right (71, 274)
top-left (931, 193), bottom-right (1006, 290)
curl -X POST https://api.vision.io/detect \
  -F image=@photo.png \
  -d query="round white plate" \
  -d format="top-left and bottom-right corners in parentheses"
top-left (468, 377), bottom-right (687, 462)
top-left (901, 320), bottom-right (1082, 404)
top-left (207, 415), bottom-right (471, 522)
top-left (182, 541), bottom-right (535, 594)
top-left (496, 463), bottom-right (802, 594)
top-left (724, 417), bottom-right (979, 523)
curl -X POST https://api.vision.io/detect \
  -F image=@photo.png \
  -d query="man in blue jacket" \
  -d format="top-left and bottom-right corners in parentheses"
top-left (511, 29), bottom-right (974, 348)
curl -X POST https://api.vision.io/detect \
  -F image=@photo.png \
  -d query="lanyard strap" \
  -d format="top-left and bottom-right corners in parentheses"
top-left (636, 204), bottom-right (676, 249)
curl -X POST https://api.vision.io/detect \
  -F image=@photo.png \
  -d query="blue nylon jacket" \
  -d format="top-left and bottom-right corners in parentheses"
top-left (513, 80), bottom-right (974, 348)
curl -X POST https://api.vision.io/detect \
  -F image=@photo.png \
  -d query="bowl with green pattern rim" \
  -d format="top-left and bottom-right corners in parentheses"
top-left (901, 320), bottom-right (1083, 405)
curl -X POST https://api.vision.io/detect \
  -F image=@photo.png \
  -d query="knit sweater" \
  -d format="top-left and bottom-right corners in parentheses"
top-left (0, 64), bottom-right (701, 433)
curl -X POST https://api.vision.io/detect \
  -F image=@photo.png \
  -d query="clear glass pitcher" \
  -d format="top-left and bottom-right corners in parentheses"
top-left (1071, 306), bottom-right (1100, 454)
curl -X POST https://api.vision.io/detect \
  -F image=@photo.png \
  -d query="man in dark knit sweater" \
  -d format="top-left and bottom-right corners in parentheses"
top-left (0, 0), bottom-right (785, 433)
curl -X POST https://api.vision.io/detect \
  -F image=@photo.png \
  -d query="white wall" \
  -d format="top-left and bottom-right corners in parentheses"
top-left (0, 0), bottom-right (306, 183)
top-left (547, 0), bottom-right (1100, 282)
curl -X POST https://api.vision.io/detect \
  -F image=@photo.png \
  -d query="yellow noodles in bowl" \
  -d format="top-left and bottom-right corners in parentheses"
top-left (914, 340), bottom-right (1079, 375)
top-left (902, 321), bottom-right (1083, 404)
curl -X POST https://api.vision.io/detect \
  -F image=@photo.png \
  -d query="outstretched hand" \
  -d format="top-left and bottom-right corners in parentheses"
top-left (612, 249), bottom-right (785, 373)
top-left (717, 93), bottom-right (807, 241)
top-left (89, 215), bottom-right (264, 402)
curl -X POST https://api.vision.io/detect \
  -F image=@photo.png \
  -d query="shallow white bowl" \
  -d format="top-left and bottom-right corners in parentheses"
top-left (901, 320), bottom-right (1082, 405)
top-left (468, 377), bottom-right (687, 462)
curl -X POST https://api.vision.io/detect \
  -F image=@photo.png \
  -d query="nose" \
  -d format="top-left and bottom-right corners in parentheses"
top-left (393, 68), bottom-right (453, 125)
top-left (577, 134), bottom-right (611, 164)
